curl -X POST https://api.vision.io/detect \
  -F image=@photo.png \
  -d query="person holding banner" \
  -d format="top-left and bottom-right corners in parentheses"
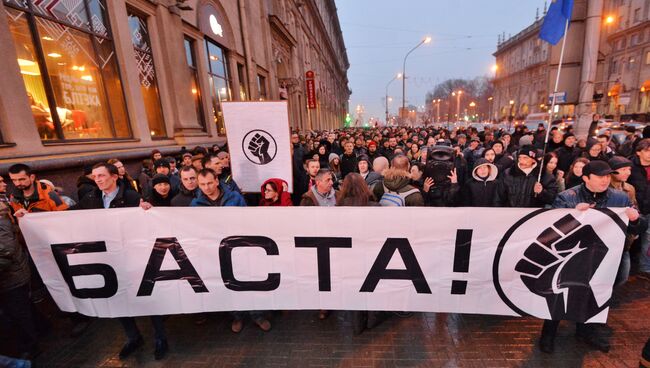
top-left (171, 166), bottom-right (200, 207)
top-left (537, 161), bottom-right (645, 354)
top-left (76, 163), bottom-right (169, 360)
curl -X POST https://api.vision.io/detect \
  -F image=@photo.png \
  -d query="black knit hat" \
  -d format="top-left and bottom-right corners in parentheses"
top-left (153, 159), bottom-right (170, 169)
top-left (151, 173), bottom-right (170, 186)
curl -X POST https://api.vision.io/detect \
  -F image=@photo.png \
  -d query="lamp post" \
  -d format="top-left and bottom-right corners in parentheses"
top-left (487, 96), bottom-right (493, 122)
top-left (509, 99), bottom-right (515, 131)
top-left (469, 101), bottom-right (476, 122)
top-left (385, 73), bottom-right (402, 124)
top-left (435, 99), bottom-right (441, 123)
top-left (402, 36), bottom-right (431, 124)
top-left (452, 90), bottom-right (463, 121)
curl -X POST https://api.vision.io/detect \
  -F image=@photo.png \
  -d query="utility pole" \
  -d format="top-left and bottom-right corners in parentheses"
top-left (576, 0), bottom-right (604, 138)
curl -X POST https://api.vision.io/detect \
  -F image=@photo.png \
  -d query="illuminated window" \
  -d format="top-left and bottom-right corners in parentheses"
top-left (4, 0), bottom-right (131, 141)
top-left (205, 38), bottom-right (231, 136)
top-left (127, 9), bottom-right (166, 138)
top-left (184, 37), bottom-right (206, 131)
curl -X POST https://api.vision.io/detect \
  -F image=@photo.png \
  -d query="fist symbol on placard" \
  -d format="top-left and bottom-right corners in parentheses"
top-left (248, 133), bottom-right (272, 164)
top-left (515, 214), bottom-right (608, 322)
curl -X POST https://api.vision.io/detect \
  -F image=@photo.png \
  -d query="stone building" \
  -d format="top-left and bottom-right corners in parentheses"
top-left (492, 1), bottom-right (590, 122)
top-left (0, 0), bottom-right (349, 196)
top-left (600, 0), bottom-right (650, 121)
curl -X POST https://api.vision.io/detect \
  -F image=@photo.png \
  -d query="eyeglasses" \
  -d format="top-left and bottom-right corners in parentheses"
top-left (264, 188), bottom-right (276, 193)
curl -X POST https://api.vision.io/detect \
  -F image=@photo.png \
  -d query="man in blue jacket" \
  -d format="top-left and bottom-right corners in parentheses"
top-left (538, 161), bottom-right (646, 354)
top-left (190, 169), bottom-right (246, 207)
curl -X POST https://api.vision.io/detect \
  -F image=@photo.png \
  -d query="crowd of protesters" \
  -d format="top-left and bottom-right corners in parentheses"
top-left (1, 117), bottom-right (649, 365)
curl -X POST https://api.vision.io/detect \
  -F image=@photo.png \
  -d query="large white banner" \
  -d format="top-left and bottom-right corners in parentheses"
top-left (221, 102), bottom-right (292, 193)
top-left (19, 207), bottom-right (629, 323)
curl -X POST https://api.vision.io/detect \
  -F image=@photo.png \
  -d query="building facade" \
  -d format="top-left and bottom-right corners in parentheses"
top-left (492, 1), bottom-right (589, 122)
top-left (0, 0), bottom-right (349, 195)
top-left (600, 0), bottom-right (650, 121)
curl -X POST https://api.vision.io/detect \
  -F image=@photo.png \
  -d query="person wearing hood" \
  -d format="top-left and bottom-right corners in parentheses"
top-left (328, 153), bottom-right (342, 190)
top-left (171, 166), bottom-right (200, 207)
top-left (76, 164), bottom-right (98, 201)
top-left (581, 138), bottom-right (607, 162)
top-left (491, 140), bottom-right (514, 176)
top-left (422, 146), bottom-right (461, 207)
top-left (495, 145), bottom-right (558, 207)
top-left (316, 144), bottom-right (330, 168)
top-left (259, 178), bottom-right (292, 206)
top-left (462, 158), bottom-right (498, 207)
top-left (358, 155), bottom-right (382, 190)
top-left (555, 134), bottom-right (579, 173)
top-left (366, 140), bottom-right (382, 162)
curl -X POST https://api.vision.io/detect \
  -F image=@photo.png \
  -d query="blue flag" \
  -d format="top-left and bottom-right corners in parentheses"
top-left (539, 0), bottom-right (574, 45)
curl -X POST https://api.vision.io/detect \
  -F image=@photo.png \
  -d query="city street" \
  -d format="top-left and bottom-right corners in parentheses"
top-left (20, 277), bottom-right (649, 367)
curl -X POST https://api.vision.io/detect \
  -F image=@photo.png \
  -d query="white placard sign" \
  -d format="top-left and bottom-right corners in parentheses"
top-left (221, 102), bottom-right (292, 193)
top-left (19, 207), bottom-right (628, 323)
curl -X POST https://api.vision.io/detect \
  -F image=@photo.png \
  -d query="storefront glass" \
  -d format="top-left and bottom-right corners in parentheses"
top-left (205, 38), bottom-right (230, 136)
top-left (184, 37), bottom-right (206, 130)
top-left (4, 0), bottom-right (131, 141)
top-left (127, 10), bottom-right (166, 138)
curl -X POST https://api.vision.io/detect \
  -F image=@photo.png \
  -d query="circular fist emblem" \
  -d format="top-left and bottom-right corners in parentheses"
top-left (492, 209), bottom-right (626, 323)
top-left (242, 130), bottom-right (277, 165)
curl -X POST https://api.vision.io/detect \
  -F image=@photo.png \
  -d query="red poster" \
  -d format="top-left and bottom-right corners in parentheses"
top-left (306, 71), bottom-right (316, 109)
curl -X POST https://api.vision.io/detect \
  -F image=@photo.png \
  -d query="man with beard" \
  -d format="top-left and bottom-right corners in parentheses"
top-left (366, 141), bottom-right (381, 162)
top-left (8, 164), bottom-right (68, 216)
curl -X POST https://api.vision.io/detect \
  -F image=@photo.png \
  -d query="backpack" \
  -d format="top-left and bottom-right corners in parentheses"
top-left (379, 185), bottom-right (421, 207)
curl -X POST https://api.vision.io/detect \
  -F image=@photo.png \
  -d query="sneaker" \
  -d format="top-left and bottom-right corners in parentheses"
top-left (118, 336), bottom-right (144, 359)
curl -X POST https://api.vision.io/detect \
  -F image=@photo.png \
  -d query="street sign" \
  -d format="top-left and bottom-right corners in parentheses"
top-left (306, 71), bottom-right (316, 109)
top-left (548, 92), bottom-right (567, 104)
top-left (619, 92), bottom-right (631, 106)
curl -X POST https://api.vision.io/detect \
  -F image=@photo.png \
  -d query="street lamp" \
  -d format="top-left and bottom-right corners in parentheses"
top-left (487, 96), bottom-right (493, 122)
top-left (385, 73), bottom-right (402, 124)
top-left (605, 15), bottom-right (615, 24)
top-left (453, 90), bottom-right (463, 121)
top-left (402, 36), bottom-right (432, 124)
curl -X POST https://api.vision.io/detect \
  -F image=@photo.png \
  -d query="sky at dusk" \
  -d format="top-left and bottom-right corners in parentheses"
top-left (336, 0), bottom-right (548, 122)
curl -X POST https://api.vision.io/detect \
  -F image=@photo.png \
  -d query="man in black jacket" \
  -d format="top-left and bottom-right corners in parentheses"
top-left (340, 141), bottom-right (358, 178)
top-left (495, 145), bottom-right (558, 207)
top-left (171, 166), bottom-right (199, 207)
top-left (77, 163), bottom-right (168, 360)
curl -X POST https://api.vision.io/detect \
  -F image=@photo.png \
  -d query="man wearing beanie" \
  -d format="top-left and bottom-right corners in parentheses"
top-left (495, 145), bottom-right (558, 207)
top-left (536, 161), bottom-right (646, 354)
top-left (366, 140), bottom-right (381, 163)
top-left (153, 158), bottom-right (180, 193)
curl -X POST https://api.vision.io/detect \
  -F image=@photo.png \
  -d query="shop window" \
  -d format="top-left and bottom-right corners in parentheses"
top-left (4, 1), bottom-right (131, 141)
top-left (237, 63), bottom-right (248, 100)
top-left (184, 37), bottom-right (206, 131)
top-left (127, 9), bottom-right (166, 138)
top-left (257, 74), bottom-right (268, 101)
top-left (205, 38), bottom-right (231, 136)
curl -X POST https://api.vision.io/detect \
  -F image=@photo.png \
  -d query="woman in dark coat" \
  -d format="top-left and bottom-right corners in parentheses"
top-left (462, 158), bottom-right (498, 207)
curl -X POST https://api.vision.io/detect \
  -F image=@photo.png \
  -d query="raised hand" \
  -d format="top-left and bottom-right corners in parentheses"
top-left (248, 133), bottom-right (272, 164)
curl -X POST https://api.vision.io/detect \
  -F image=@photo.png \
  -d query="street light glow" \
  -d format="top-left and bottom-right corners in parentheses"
top-left (605, 15), bottom-right (615, 24)
top-left (397, 73), bottom-right (402, 79)
top-left (491, 64), bottom-right (498, 73)
top-left (424, 36), bottom-right (432, 44)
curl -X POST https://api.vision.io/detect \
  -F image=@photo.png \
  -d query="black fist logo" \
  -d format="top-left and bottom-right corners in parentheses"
top-left (515, 214), bottom-right (609, 322)
top-left (247, 133), bottom-right (272, 164)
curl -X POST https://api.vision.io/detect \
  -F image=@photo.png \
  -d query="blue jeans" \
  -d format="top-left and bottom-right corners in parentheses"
top-left (640, 216), bottom-right (650, 273)
top-left (615, 250), bottom-right (630, 287)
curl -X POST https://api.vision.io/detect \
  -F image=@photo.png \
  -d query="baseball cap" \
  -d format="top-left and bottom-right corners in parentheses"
top-left (582, 161), bottom-right (618, 177)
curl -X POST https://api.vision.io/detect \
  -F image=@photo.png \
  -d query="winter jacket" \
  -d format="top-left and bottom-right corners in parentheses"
top-left (171, 184), bottom-right (199, 207)
top-left (629, 156), bottom-right (650, 215)
top-left (495, 164), bottom-right (558, 208)
top-left (555, 145), bottom-right (580, 173)
top-left (145, 188), bottom-right (176, 207)
top-left (300, 187), bottom-right (339, 206)
top-left (363, 172), bottom-right (383, 189)
top-left (76, 176), bottom-right (97, 201)
top-left (494, 154), bottom-right (514, 177)
top-left (75, 183), bottom-right (141, 209)
top-left (259, 178), bottom-right (293, 206)
top-left (340, 153), bottom-right (358, 179)
top-left (375, 169), bottom-right (424, 207)
top-left (553, 184), bottom-right (647, 236)
top-left (10, 180), bottom-right (68, 213)
top-left (0, 215), bottom-right (30, 292)
top-left (190, 187), bottom-right (247, 207)
top-left (462, 159), bottom-right (499, 207)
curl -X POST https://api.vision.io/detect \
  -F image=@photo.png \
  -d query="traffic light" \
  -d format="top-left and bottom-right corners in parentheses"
top-left (344, 113), bottom-right (352, 127)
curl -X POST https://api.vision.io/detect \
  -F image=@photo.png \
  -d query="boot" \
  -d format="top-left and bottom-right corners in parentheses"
top-left (575, 323), bottom-right (610, 353)
top-left (539, 320), bottom-right (559, 354)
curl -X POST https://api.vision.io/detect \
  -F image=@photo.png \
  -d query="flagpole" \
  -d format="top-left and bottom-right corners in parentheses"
top-left (538, 18), bottom-right (570, 183)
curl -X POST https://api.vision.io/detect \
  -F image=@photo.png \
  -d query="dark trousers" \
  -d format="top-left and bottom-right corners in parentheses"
top-left (118, 316), bottom-right (166, 342)
top-left (0, 284), bottom-right (38, 353)
top-left (542, 320), bottom-right (598, 337)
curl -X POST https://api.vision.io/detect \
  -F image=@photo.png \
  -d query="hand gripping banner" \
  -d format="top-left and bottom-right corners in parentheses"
top-left (19, 207), bottom-right (629, 323)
